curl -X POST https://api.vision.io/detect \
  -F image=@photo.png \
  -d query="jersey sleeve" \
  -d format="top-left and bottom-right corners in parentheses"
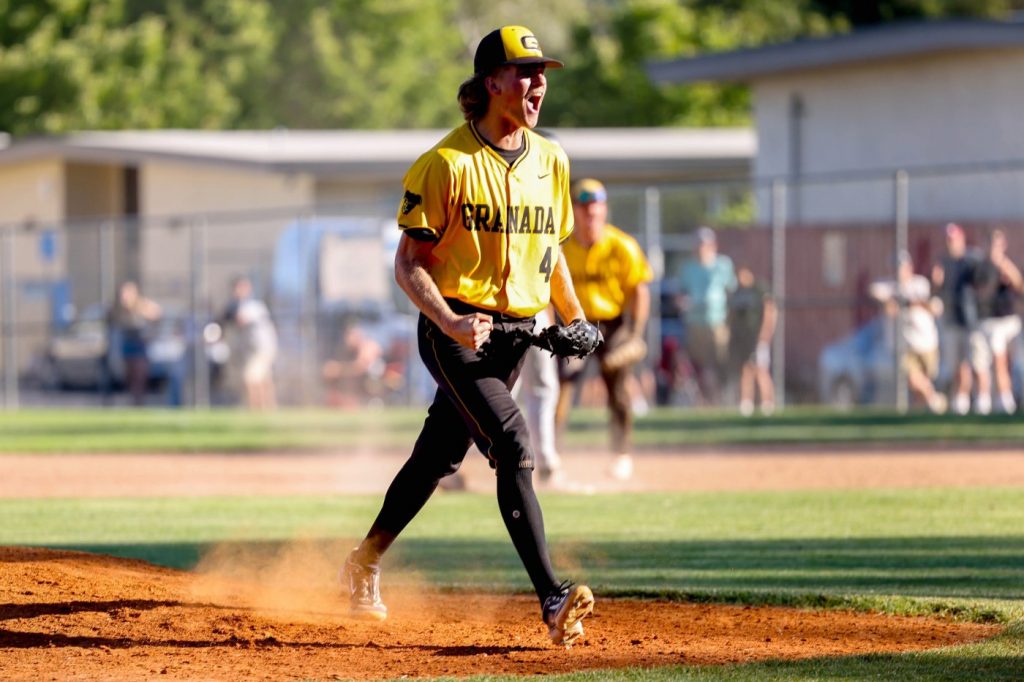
top-left (621, 235), bottom-right (654, 289)
top-left (397, 150), bottom-right (453, 240)
top-left (553, 146), bottom-right (574, 244)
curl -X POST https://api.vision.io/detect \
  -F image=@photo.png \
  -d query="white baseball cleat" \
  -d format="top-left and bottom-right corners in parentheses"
top-left (609, 453), bottom-right (634, 481)
top-left (542, 581), bottom-right (594, 648)
top-left (341, 551), bottom-right (388, 621)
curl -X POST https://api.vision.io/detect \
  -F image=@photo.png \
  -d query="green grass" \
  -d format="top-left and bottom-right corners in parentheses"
top-left (2, 406), bottom-right (1024, 452)
top-left (6, 490), bottom-right (1024, 605)
top-left (4, 488), bottom-right (1023, 679)
top-left (2, 409), bottom-right (1023, 680)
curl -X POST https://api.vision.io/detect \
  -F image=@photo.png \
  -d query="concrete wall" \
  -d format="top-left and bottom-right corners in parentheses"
top-left (0, 159), bottom-right (67, 378)
top-left (141, 161), bottom-right (314, 217)
top-left (754, 49), bottom-right (1024, 224)
top-left (0, 158), bottom-right (64, 227)
top-left (64, 163), bottom-right (126, 310)
top-left (138, 161), bottom-right (315, 310)
top-left (314, 179), bottom-right (400, 218)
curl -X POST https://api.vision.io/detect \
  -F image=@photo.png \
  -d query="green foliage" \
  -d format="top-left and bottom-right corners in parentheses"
top-left (806, 0), bottom-right (1015, 25)
top-left (0, 0), bottom-right (1020, 133)
top-left (541, 0), bottom-right (839, 127)
top-left (0, 0), bottom-right (275, 133)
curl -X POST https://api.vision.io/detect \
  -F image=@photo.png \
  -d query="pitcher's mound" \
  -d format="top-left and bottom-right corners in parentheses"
top-left (0, 547), bottom-right (998, 680)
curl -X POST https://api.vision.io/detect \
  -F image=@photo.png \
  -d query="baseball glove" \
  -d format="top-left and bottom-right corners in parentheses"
top-left (533, 319), bottom-right (603, 359)
top-left (601, 335), bottom-right (647, 372)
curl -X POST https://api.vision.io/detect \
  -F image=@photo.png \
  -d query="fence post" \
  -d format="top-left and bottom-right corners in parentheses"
top-left (643, 185), bottom-right (663, 385)
top-left (99, 220), bottom-right (116, 308)
top-left (300, 216), bottom-right (318, 407)
top-left (894, 170), bottom-right (910, 413)
top-left (1, 227), bottom-right (17, 409)
top-left (190, 218), bottom-right (210, 409)
top-left (771, 178), bottom-right (787, 410)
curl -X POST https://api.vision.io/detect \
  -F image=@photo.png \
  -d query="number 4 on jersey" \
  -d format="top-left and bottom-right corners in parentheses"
top-left (539, 246), bottom-right (552, 282)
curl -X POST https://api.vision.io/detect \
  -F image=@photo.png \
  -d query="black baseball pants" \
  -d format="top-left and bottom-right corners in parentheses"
top-left (356, 300), bottom-right (562, 604)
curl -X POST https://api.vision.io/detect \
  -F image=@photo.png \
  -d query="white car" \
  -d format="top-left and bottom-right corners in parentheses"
top-left (817, 315), bottom-right (897, 408)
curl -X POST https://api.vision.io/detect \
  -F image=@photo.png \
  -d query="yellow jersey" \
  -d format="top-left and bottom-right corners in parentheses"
top-left (397, 122), bottom-right (573, 318)
top-left (561, 224), bottom-right (653, 322)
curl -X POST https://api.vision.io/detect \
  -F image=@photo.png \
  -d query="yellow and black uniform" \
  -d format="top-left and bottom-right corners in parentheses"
top-left (359, 123), bottom-right (574, 605)
top-left (347, 26), bottom-right (598, 645)
top-left (399, 122), bottom-right (573, 317)
top-left (561, 223), bottom-right (652, 323)
top-left (559, 223), bottom-right (653, 455)
top-left (386, 120), bottom-right (572, 475)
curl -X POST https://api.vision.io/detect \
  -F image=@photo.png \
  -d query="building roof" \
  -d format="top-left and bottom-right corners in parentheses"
top-left (648, 17), bottom-right (1024, 84)
top-left (0, 127), bottom-right (755, 183)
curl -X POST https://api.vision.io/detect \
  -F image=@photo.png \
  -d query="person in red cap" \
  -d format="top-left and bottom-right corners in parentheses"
top-left (340, 25), bottom-right (596, 648)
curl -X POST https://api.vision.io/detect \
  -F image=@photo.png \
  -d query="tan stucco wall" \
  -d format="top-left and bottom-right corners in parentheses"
top-left (63, 163), bottom-right (126, 310)
top-left (138, 161), bottom-right (315, 309)
top-left (0, 158), bottom-right (64, 228)
top-left (0, 159), bottom-right (67, 378)
top-left (141, 161), bottom-right (314, 217)
top-left (754, 49), bottom-right (1024, 223)
top-left (314, 180), bottom-right (399, 217)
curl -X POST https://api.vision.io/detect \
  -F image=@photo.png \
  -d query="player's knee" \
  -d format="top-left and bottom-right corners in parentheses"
top-left (407, 438), bottom-right (470, 479)
top-left (486, 424), bottom-right (534, 472)
top-left (405, 452), bottom-right (463, 480)
top-left (494, 455), bottom-right (533, 476)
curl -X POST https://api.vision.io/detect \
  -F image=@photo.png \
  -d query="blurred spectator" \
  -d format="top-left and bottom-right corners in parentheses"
top-left (870, 251), bottom-right (946, 414)
top-left (107, 280), bottom-right (161, 406)
top-left (728, 266), bottom-right (777, 416)
top-left (974, 228), bottom-right (1023, 414)
top-left (655, 335), bottom-right (697, 406)
top-left (676, 226), bottom-right (737, 406)
top-left (322, 321), bottom-right (387, 408)
top-left (221, 275), bottom-right (278, 410)
top-left (931, 223), bottom-right (988, 414)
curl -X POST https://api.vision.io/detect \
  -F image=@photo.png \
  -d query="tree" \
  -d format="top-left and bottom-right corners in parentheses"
top-left (806, 0), bottom-right (1017, 25)
top-left (543, 0), bottom-right (834, 126)
top-left (261, 0), bottom-right (591, 130)
top-left (542, 0), bottom-right (1018, 127)
top-left (1, 0), bottom-right (1019, 133)
top-left (0, 0), bottom-right (275, 134)
top-left (262, 0), bottom-right (468, 130)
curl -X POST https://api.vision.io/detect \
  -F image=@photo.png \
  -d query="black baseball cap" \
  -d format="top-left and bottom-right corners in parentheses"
top-left (474, 25), bottom-right (564, 75)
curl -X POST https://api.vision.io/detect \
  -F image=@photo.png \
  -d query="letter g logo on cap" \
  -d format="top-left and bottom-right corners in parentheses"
top-left (520, 35), bottom-right (539, 50)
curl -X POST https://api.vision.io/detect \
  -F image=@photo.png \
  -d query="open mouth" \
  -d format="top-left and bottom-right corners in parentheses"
top-left (527, 93), bottom-right (543, 114)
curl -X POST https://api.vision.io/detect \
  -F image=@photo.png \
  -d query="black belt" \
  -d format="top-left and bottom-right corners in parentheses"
top-left (445, 298), bottom-right (534, 324)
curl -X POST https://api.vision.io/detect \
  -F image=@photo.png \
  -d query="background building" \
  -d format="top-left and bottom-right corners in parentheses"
top-left (649, 17), bottom-right (1024, 401)
top-left (0, 128), bottom-right (753, 404)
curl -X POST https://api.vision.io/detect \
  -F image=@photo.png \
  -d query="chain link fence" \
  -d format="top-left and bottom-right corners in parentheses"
top-left (3, 162), bottom-right (1024, 411)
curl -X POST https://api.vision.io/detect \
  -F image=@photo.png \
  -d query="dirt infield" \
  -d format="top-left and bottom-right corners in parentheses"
top-left (0, 547), bottom-right (1000, 681)
top-left (2, 446), bottom-right (1024, 497)
top-left (0, 447), bottom-right (1018, 679)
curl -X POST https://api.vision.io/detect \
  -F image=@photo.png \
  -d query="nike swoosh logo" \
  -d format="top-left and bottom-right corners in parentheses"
top-left (538, 172), bottom-right (551, 179)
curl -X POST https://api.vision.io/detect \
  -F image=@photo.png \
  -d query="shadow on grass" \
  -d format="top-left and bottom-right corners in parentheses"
top-left (42, 534), bottom-right (1024, 606)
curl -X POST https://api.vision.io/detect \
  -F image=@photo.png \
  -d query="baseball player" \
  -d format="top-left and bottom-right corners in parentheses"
top-left (555, 178), bottom-right (653, 481)
top-left (341, 25), bottom-right (599, 648)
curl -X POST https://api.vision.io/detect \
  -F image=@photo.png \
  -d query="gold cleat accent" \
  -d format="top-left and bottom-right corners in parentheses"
top-left (544, 583), bottom-right (594, 647)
